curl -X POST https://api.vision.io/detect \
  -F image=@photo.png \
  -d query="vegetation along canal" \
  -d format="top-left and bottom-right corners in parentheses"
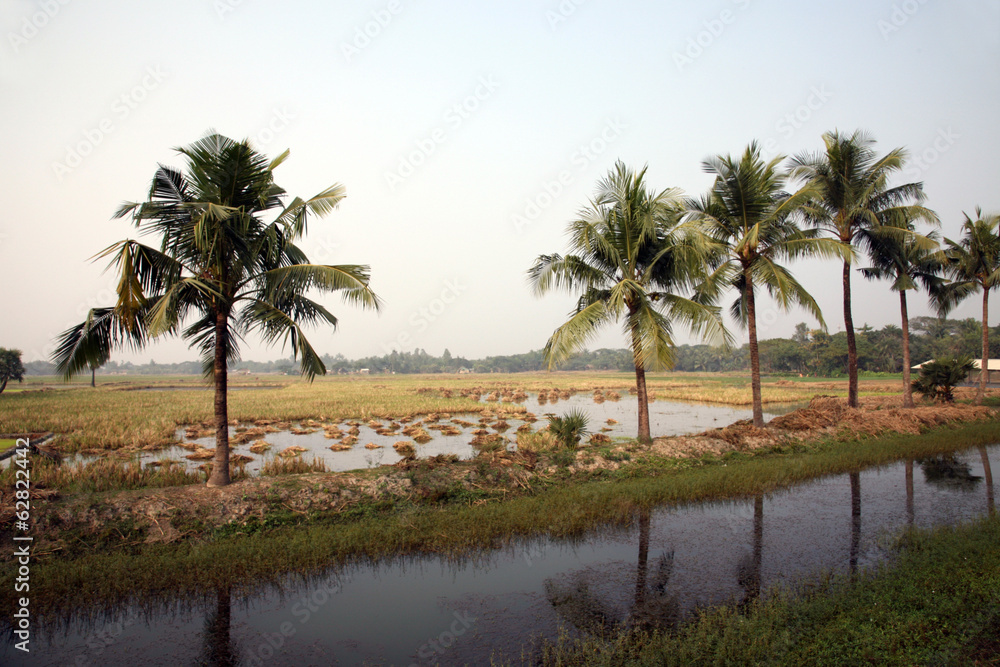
top-left (3, 443), bottom-right (996, 666)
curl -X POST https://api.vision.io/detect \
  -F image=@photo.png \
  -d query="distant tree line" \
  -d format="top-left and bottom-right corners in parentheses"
top-left (20, 315), bottom-right (994, 378)
top-left (757, 318), bottom-right (1000, 377)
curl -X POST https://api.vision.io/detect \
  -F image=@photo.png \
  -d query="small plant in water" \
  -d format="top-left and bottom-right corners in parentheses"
top-left (547, 409), bottom-right (589, 449)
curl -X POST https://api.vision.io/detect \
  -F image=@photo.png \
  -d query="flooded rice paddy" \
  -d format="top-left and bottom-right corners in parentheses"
top-left (6, 445), bottom-right (997, 666)
top-left (98, 391), bottom-right (805, 475)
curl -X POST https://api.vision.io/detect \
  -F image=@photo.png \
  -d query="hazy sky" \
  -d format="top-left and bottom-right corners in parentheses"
top-left (2, 0), bottom-right (998, 366)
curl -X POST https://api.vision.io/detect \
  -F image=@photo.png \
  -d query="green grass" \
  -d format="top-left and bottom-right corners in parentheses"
top-left (527, 514), bottom-right (1000, 666)
top-left (0, 438), bottom-right (16, 453)
top-left (6, 418), bottom-right (999, 618)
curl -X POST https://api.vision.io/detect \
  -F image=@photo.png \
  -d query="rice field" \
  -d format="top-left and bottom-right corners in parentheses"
top-left (0, 371), bottom-right (879, 454)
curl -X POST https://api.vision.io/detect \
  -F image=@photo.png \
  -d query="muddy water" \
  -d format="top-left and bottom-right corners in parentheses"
top-left (7, 445), bottom-right (996, 666)
top-left (123, 394), bottom-right (802, 475)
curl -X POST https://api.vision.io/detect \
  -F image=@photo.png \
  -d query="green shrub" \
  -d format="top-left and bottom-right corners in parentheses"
top-left (547, 409), bottom-right (589, 449)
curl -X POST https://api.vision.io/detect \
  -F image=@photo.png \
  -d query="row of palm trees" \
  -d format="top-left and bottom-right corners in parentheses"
top-left (531, 130), bottom-right (1000, 440)
top-left (50, 130), bottom-right (997, 486)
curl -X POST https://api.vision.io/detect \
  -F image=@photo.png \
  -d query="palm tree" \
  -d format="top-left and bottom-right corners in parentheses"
top-left (686, 142), bottom-right (846, 427)
top-left (53, 133), bottom-right (381, 486)
top-left (860, 225), bottom-right (945, 407)
top-left (789, 130), bottom-right (936, 407)
top-left (937, 208), bottom-right (1000, 405)
top-left (528, 162), bottom-right (728, 443)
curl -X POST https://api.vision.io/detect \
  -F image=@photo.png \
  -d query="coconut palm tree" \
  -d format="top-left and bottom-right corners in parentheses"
top-left (789, 130), bottom-right (936, 407)
top-left (937, 208), bottom-right (1000, 405)
top-left (53, 133), bottom-right (381, 486)
top-left (860, 225), bottom-right (945, 407)
top-left (528, 162), bottom-right (728, 443)
top-left (686, 142), bottom-right (847, 427)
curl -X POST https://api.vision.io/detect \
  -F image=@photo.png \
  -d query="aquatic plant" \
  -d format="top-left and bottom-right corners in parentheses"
top-left (547, 409), bottom-right (589, 449)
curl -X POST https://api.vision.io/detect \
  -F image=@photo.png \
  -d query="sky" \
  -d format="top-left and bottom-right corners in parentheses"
top-left (2, 0), bottom-right (999, 366)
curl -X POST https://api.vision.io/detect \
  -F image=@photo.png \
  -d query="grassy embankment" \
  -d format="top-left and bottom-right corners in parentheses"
top-left (524, 513), bottom-right (1000, 666)
top-left (5, 416), bottom-right (998, 621)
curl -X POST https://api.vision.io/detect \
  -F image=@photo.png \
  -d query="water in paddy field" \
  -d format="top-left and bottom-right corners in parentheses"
top-left (5, 445), bottom-right (996, 666)
top-left (71, 391), bottom-right (804, 475)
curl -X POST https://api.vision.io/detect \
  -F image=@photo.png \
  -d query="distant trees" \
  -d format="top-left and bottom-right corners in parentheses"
top-left (0, 348), bottom-right (25, 395)
top-left (529, 162), bottom-right (728, 442)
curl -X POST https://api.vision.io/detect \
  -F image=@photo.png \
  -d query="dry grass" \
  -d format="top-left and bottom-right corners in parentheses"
top-left (2, 372), bottom-right (971, 455)
top-left (260, 456), bottom-right (327, 476)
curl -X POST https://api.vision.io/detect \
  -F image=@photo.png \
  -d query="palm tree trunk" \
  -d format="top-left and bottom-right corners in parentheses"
top-left (900, 291), bottom-right (914, 408)
top-left (0, 378), bottom-right (7, 395)
top-left (745, 268), bottom-right (764, 428)
top-left (978, 288), bottom-right (989, 406)
top-left (630, 318), bottom-right (652, 444)
top-left (207, 309), bottom-right (231, 488)
top-left (91, 366), bottom-right (96, 388)
top-left (634, 363), bottom-right (651, 444)
top-left (843, 261), bottom-right (859, 408)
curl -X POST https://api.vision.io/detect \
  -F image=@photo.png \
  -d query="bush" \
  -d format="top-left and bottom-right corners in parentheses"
top-left (911, 356), bottom-right (974, 403)
top-left (547, 409), bottom-right (589, 449)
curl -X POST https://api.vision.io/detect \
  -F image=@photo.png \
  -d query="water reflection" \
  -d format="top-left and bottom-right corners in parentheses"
top-left (201, 586), bottom-right (238, 667)
top-left (980, 445), bottom-right (995, 515)
top-left (905, 459), bottom-right (915, 526)
top-left (737, 495), bottom-right (764, 609)
top-left (919, 455), bottom-right (983, 491)
top-left (6, 445), bottom-right (998, 666)
top-left (544, 509), bottom-right (680, 636)
top-left (849, 472), bottom-right (861, 578)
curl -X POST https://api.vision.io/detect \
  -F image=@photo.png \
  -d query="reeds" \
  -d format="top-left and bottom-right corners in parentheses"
top-left (260, 456), bottom-right (327, 476)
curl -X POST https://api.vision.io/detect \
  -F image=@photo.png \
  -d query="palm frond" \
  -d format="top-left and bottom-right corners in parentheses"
top-left (543, 300), bottom-right (612, 369)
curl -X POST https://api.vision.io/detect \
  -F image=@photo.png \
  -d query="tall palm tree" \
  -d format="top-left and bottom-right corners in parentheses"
top-left (937, 208), bottom-right (1000, 405)
top-left (686, 142), bottom-right (847, 427)
top-left (528, 162), bottom-right (728, 443)
top-left (53, 133), bottom-right (381, 486)
top-left (860, 225), bottom-right (945, 407)
top-left (789, 130), bottom-right (936, 407)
